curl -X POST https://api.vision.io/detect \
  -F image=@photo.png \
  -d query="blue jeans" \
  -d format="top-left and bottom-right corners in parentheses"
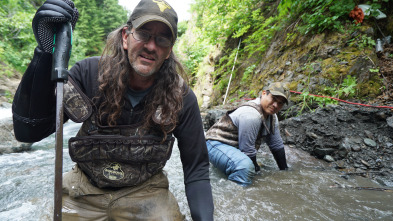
top-left (206, 140), bottom-right (255, 186)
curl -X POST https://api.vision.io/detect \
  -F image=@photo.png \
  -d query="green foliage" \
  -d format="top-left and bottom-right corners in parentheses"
top-left (243, 15), bottom-right (281, 58)
top-left (286, 0), bottom-right (355, 34)
top-left (175, 34), bottom-right (211, 80)
top-left (0, 0), bottom-right (36, 73)
top-left (324, 75), bottom-right (358, 99)
top-left (177, 21), bottom-right (187, 38)
top-left (363, 0), bottom-right (390, 18)
top-left (192, 0), bottom-right (262, 46)
top-left (347, 34), bottom-right (376, 49)
top-left (3, 90), bottom-right (13, 103)
top-left (215, 47), bottom-right (242, 80)
top-left (69, 31), bottom-right (88, 67)
top-left (183, 0), bottom-right (286, 88)
top-left (242, 64), bottom-right (256, 82)
top-left (0, 0), bottom-right (128, 73)
top-left (73, 0), bottom-right (127, 56)
top-left (297, 91), bottom-right (315, 114)
top-left (294, 75), bottom-right (358, 115)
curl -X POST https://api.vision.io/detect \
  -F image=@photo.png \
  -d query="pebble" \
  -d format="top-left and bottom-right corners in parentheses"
top-left (361, 159), bottom-right (371, 167)
top-left (387, 116), bottom-right (393, 128)
top-left (324, 155), bottom-right (335, 162)
top-left (336, 160), bottom-right (346, 168)
top-left (363, 138), bottom-right (377, 147)
top-left (352, 145), bottom-right (361, 152)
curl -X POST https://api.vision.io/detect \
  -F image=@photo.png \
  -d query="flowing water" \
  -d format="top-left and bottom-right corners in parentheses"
top-left (0, 120), bottom-right (392, 221)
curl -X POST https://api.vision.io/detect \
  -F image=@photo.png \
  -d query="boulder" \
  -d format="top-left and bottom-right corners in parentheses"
top-left (0, 117), bottom-right (33, 154)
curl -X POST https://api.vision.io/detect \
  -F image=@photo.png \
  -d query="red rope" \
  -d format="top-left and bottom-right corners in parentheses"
top-left (289, 90), bottom-right (393, 109)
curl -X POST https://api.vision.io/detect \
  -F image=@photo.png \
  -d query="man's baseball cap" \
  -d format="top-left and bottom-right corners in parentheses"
top-left (128, 0), bottom-right (178, 42)
top-left (265, 82), bottom-right (290, 104)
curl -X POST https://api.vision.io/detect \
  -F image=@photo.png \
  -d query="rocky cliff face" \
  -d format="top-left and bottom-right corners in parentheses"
top-left (190, 9), bottom-right (392, 111)
top-left (279, 104), bottom-right (393, 186)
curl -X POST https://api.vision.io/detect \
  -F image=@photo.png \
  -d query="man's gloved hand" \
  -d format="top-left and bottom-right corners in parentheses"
top-left (249, 156), bottom-right (261, 172)
top-left (32, 0), bottom-right (79, 53)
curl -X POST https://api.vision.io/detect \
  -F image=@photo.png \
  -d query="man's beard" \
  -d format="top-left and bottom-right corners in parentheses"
top-left (131, 61), bottom-right (157, 77)
top-left (128, 49), bottom-right (162, 78)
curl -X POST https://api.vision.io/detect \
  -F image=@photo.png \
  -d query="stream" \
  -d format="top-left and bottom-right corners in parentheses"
top-left (0, 120), bottom-right (392, 220)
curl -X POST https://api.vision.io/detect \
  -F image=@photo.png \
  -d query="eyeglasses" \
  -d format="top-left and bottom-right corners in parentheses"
top-left (130, 30), bottom-right (173, 48)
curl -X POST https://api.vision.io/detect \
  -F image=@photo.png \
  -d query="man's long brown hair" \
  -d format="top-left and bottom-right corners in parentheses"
top-left (96, 24), bottom-right (187, 137)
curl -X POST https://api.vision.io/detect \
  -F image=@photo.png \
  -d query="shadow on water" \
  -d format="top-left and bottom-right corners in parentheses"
top-left (0, 121), bottom-right (392, 220)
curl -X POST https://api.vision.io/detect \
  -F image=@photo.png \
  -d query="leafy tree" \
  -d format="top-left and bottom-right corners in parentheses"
top-left (72, 0), bottom-right (128, 56)
top-left (98, 0), bottom-right (128, 34)
top-left (0, 0), bottom-right (128, 73)
top-left (0, 0), bottom-right (36, 73)
top-left (74, 0), bottom-right (105, 56)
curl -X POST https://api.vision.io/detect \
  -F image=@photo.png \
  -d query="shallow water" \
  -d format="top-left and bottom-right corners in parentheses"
top-left (0, 121), bottom-right (392, 221)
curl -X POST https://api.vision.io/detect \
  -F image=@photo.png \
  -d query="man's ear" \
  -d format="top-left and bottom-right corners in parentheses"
top-left (165, 47), bottom-right (173, 59)
top-left (122, 27), bottom-right (129, 50)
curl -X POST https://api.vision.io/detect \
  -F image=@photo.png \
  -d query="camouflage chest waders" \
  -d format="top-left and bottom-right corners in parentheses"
top-left (61, 78), bottom-right (183, 220)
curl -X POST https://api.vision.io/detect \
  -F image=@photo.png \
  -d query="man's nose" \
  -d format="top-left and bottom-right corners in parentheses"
top-left (144, 36), bottom-right (157, 51)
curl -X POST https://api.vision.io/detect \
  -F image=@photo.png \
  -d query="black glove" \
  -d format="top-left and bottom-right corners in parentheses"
top-left (32, 0), bottom-right (79, 53)
top-left (249, 156), bottom-right (261, 172)
top-left (272, 148), bottom-right (288, 170)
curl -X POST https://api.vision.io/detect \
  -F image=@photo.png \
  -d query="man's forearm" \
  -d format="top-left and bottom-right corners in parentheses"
top-left (185, 180), bottom-right (214, 221)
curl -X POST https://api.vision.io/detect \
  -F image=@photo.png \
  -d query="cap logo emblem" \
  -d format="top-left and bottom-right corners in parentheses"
top-left (152, 0), bottom-right (171, 12)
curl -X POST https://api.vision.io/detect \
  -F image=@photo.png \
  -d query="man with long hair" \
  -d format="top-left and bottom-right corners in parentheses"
top-left (12, 0), bottom-right (214, 220)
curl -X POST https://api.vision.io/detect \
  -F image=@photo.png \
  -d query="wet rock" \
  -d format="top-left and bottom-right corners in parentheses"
top-left (387, 116), bottom-right (393, 128)
top-left (352, 145), bottom-right (361, 152)
top-left (324, 155), bottom-right (335, 162)
top-left (361, 160), bottom-right (371, 168)
top-left (336, 160), bottom-right (346, 169)
top-left (364, 130), bottom-right (373, 139)
top-left (0, 117), bottom-right (33, 154)
top-left (314, 148), bottom-right (335, 158)
top-left (349, 57), bottom-right (374, 83)
top-left (279, 103), bottom-right (393, 185)
top-left (364, 138), bottom-right (377, 148)
top-left (376, 112), bottom-right (389, 120)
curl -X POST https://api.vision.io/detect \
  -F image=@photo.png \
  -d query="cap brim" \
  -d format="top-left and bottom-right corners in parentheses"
top-left (132, 15), bottom-right (176, 41)
top-left (270, 91), bottom-right (288, 104)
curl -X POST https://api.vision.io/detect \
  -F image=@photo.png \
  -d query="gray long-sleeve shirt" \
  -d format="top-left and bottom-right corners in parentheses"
top-left (229, 98), bottom-right (284, 158)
